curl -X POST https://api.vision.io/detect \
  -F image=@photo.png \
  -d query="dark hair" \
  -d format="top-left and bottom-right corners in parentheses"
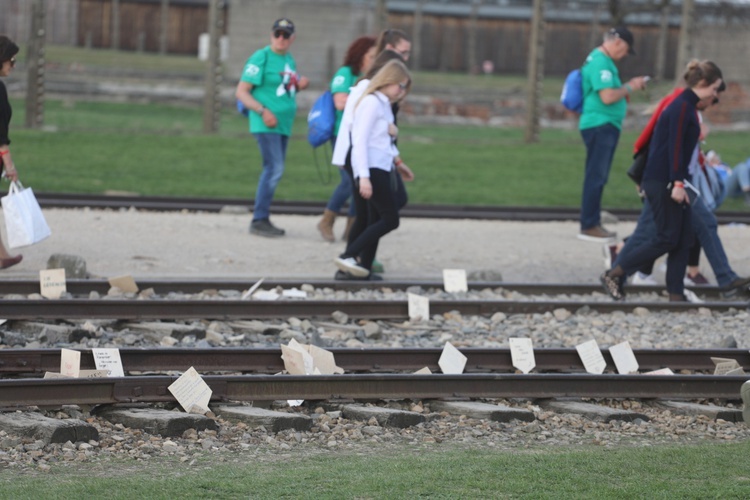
top-left (375, 28), bottom-right (409, 53)
top-left (362, 49), bottom-right (405, 81)
top-left (683, 59), bottom-right (723, 88)
top-left (0, 36), bottom-right (19, 64)
top-left (342, 36), bottom-right (376, 75)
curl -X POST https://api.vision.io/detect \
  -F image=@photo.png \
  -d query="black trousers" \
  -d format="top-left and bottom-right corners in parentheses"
top-left (343, 168), bottom-right (400, 270)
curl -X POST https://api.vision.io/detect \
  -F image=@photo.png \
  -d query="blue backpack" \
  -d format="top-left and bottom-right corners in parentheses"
top-left (307, 90), bottom-right (335, 148)
top-left (560, 68), bottom-right (583, 113)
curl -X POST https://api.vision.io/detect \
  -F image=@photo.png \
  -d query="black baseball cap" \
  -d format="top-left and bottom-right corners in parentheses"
top-left (272, 18), bottom-right (295, 35)
top-left (610, 26), bottom-right (635, 55)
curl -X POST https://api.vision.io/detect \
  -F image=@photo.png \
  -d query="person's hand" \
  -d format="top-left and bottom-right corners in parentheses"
top-left (262, 109), bottom-right (278, 128)
top-left (298, 76), bottom-right (310, 91)
top-left (671, 185), bottom-right (689, 204)
top-left (397, 161), bottom-right (414, 181)
top-left (2, 157), bottom-right (18, 182)
top-left (359, 177), bottom-right (372, 199)
top-left (388, 123), bottom-right (399, 138)
top-left (628, 76), bottom-right (649, 91)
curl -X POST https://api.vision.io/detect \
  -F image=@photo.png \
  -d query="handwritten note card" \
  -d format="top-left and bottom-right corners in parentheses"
top-left (443, 269), bottom-right (468, 293)
top-left (168, 367), bottom-right (212, 414)
top-left (92, 348), bottom-right (125, 377)
top-left (40, 269), bottom-right (67, 299)
top-left (438, 342), bottom-right (467, 374)
top-left (609, 341), bottom-right (639, 374)
top-left (576, 339), bottom-right (606, 374)
top-left (408, 293), bottom-right (430, 321)
top-left (509, 338), bottom-right (536, 374)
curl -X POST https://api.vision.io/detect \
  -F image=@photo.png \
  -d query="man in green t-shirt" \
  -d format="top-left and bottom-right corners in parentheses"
top-left (235, 18), bottom-right (309, 238)
top-left (578, 26), bottom-right (648, 243)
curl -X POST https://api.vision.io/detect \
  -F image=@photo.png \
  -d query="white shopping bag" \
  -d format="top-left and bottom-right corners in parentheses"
top-left (2, 181), bottom-right (51, 248)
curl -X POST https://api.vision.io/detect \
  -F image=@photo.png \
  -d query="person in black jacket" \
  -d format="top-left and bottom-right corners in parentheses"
top-left (0, 35), bottom-right (22, 269)
top-left (600, 60), bottom-right (724, 302)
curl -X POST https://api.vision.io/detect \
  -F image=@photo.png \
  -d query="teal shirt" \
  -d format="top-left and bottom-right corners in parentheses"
top-left (330, 65), bottom-right (358, 136)
top-left (240, 46), bottom-right (299, 137)
top-left (579, 49), bottom-right (626, 131)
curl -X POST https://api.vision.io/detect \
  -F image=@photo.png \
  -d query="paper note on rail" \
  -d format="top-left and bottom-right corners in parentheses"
top-left (576, 339), bottom-right (606, 374)
top-left (509, 338), bottom-right (535, 374)
top-left (168, 367), bottom-right (212, 414)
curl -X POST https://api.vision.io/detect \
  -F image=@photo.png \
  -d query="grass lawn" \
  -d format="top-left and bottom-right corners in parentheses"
top-left (7, 98), bottom-right (750, 212)
top-left (2, 442), bottom-right (749, 498)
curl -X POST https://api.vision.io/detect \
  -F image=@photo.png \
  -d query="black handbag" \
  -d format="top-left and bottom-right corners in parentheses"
top-left (626, 148), bottom-right (648, 185)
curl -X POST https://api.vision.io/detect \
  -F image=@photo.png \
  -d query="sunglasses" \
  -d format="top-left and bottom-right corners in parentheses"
top-left (274, 30), bottom-right (291, 39)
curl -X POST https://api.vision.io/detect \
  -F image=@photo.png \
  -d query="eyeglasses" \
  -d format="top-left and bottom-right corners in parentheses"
top-left (273, 31), bottom-right (291, 39)
top-left (398, 82), bottom-right (408, 90)
top-left (8, 58), bottom-right (15, 68)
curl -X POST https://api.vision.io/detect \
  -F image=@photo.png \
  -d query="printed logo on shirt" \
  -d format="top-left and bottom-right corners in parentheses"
top-left (332, 75), bottom-right (346, 87)
top-left (244, 64), bottom-right (260, 77)
top-left (599, 70), bottom-right (613, 83)
top-left (277, 63), bottom-right (299, 98)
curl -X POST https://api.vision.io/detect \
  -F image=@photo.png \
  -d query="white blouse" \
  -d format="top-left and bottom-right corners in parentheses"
top-left (331, 79), bottom-right (368, 167)
top-left (350, 91), bottom-right (399, 180)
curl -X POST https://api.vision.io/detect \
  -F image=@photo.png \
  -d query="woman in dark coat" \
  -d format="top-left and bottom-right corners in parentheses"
top-left (0, 35), bottom-right (23, 269)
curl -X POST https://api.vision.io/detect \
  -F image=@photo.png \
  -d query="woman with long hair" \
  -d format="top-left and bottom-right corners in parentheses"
top-left (316, 35), bottom-right (377, 242)
top-left (0, 35), bottom-right (23, 269)
top-left (334, 59), bottom-right (412, 278)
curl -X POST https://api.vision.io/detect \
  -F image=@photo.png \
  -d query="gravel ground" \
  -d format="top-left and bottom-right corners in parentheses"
top-left (1, 208), bottom-right (749, 473)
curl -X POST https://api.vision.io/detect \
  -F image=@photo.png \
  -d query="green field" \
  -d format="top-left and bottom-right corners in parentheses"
top-left (2, 442), bottom-right (750, 498)
top-left (8, 97), bottom-right (750, 212)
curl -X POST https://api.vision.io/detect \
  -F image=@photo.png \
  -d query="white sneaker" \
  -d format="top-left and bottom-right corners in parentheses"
top-left (334, 256), bottom-right (369, 278)
top-left (631, 272), bottom-right (657, 286)
top-left (683, 289), bottom-right (704, 304)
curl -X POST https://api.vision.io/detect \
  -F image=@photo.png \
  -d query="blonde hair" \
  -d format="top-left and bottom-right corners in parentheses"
top-left (356, 59), bottom-right (411, 109)
top-left (683, 59), bottom-right (722, 88)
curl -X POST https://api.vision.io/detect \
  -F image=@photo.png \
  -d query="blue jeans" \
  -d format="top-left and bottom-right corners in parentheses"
top-left (724, 160), bottom-right (750, 198)
top-left (688, 190), bottom-right (737, 287)
top-left (252, 133), bottom-right (288, 221)
top-left (616, 191), bottom-right (739, 288)
top-left (580, 124), bottom-right (620, 230)
top-left (615, 180), bottom-right (692, 295)
top-left (326, 168), bottom-right (355, 216)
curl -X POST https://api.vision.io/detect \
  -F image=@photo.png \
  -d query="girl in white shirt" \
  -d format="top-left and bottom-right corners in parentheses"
top-left (334, 60), bottom-right (412, 278)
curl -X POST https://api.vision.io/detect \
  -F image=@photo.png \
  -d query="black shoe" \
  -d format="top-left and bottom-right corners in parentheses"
top-left (720, 277), bottom-right (750, 299)
top-left (600, 272), bottom-right (624, 301)
top-left (250, 219), bottom-right (285, 238)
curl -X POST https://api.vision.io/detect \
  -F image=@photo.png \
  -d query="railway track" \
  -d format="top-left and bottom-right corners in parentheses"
top-left (0, 279), bottom-right (746, 320)
top-left (1, 347), bottom-right (748, 376)
top-left (35, 192), bottom-right (750, 224)
top-left (1, 348), bottom-right (748, 407)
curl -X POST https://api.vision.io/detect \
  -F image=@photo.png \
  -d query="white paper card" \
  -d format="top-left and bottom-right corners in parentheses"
top-left (40, 269), bottom-right (67, 299)
top-left (408, 293), bottom-right (430, 321)
top-left (60, 348), bottom-right (81, 378)
top-left (414, 367), bottom-right (432, 375)
top-left (241, 278), bottom-right (264, 300)
top-left (438, 342), bottom-right (467, 374)
top-left (281, 340), bottom-right (314, 375)
top-left (714, 360), bottom-right (743, 375)
top-left (43, 372), bottom-right (72, 379)
top-left (108, 274), bottom-right (139, 293)
top-left (79, 369), bottom-right (109, 378)
top-left (442, 269), bottom-right (468, 293)
top-left (644, 368), bottom-right (674, 375)
top-left (576, 339), bottom-right (606, 374)
top-left (92, 348), bottom-right (125, 377)
top-left (287, 399), bottom-right (304, 407)
top-left (168, 367), bottom-right (212, 414)
top-left (509, 338), bottom-right (536, 374)
top-left (609, 341), bottom-right (639, 374)
top-left (307, 344), bottom-right (344, 375)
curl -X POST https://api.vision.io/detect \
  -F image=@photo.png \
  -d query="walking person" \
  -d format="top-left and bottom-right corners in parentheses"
top-left (334, 60), bottom-right (412, 278)
top-left (601, 60), bottom-right (724, 302)
top-left (578, 26), bottom-right (648, 242)
top-left (375, 29), bottom-right (411, 61)
top-left (235, 18), bottom-right (309, 237)
top-left (0, 36), bottom-right (23, 269)
top-left (316, 35), bottom-right (377, 242)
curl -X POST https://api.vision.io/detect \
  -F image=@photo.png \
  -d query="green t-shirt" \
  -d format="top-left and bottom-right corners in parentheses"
top-left (579, 49), bottom-right (626, 131)
top-left (330, 65), bottom-right (358, 136)
top-left (240, 46), bottom-right (299, 137)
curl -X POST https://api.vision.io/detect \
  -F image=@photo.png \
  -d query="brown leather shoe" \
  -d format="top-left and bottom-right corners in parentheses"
top-left (578, 226), bottom-right (616, 243)
top-left (0, 254), bottom-right (22, 269)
